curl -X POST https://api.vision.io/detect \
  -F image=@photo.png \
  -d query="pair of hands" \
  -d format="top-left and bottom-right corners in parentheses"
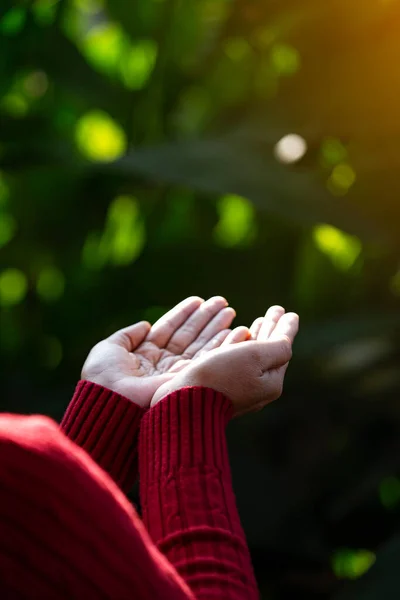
top-left (82, 296), bottom-right (299, 416)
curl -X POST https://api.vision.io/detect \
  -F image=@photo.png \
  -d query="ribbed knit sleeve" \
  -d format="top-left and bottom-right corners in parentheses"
top-left (139, 387), bottom-right (259, 599)
top-left (60, 380), bottom-right (144, 492)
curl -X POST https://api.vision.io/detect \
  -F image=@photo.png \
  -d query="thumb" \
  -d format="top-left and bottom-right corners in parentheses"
top-left (108, 321), bottom-right (151, 350)
top-left (256, 339), bottom-right (293, 371)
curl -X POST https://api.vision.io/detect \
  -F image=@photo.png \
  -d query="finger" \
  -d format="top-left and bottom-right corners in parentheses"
top-left (185, 307), bottom-right (236, 357)
top-left (108, 321), bottom-right (151, 350)
top-left (250, 339), bottom-right (293, 370)
top-left (270, 312), bottom-right (299, 345)
top-left (250, 317), bottom-right (263, 339)
top-left (193, 328), bottom-right (231, 358)
top-left (146, 296), bottom-right (204, 348)
top-left (165, 296), bottom-right (229, 355)
top-left (258, 306), bottom-right (285, 340)
top-left (221, 326), bottom-right (251, 345)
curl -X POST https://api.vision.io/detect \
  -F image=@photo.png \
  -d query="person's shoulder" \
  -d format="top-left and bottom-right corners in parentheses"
top-left (0, 413), bottom-right (59, 447)
top-left (0, 413), bottom-right (67, 476)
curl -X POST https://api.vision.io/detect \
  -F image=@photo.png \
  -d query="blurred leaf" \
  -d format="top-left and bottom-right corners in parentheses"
top-left (113, 137), bottom-right (385, 242)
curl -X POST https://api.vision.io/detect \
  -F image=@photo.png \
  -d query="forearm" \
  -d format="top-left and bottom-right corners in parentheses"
top-left (60, 380), bottom-right (144, 492)
top-left (139, 387), bottom-right (259, 599)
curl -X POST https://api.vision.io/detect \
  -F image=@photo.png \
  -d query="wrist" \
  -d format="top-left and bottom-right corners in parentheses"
top-left (142, 386), bottom-right (233, 477)
top-left (150, 369), bottom-right (205, 407)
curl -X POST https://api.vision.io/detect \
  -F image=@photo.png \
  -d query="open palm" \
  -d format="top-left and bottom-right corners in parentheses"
top-left (82, 296), bottom-right (249, 408)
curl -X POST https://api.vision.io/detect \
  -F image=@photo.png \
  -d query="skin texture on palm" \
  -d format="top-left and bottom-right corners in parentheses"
top-left (82, 296), bottom-right (250, 408)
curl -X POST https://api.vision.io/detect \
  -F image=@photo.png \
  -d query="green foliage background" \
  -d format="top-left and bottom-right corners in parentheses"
top-left (1, 1), bottom-right (400, 597)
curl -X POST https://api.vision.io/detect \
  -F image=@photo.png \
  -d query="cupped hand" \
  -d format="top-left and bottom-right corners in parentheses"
top-left (151, 307), bottom-right (299, 416)
top-left (81, 296), bottom-right (250, 408)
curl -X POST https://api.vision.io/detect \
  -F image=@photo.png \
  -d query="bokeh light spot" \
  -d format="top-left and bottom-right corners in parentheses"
top-left (120, 41), bottom-right (158, 90)
top-left (270, 43), bottom-right (300, 76)
top-left (33, 0), bottom-right (59, 26)
top-left (223, 38), bottom-right (251, 62)
top-left (379, 476), bottom-right (400, 509)
top-left (82, 196), bottom-right (145, 269)
top-left (313, 224), bottom-right (362, 271)
top-left (36, 267), bottom-right (65, 302)
top-left (82, 231), bottom-right (105, 270)
top-left (75, 110), bottom-right (127, 162)
top-left (328, 163), bottom-right (356, 195)
top-left (0, 269), bottom-right (28, 307)
top-left (0, 8), bottom-right (26, 35)
top-left (83, 23), bottom-right (127, 75)
top-left (105, 196), bottom-right (146, 265)
top-left (252, 27), bottom-right (275, 50)
top-left (390, 269), bottom-right (400, 296)
top-left (214, 195), bottom-right (256, 247)
top-left (274, 134), bottom-right (307, 164)
top-left (321, 138), bottom-right (348, 167)
top-left (1, 93), bottom-right (29, 118)
top-left (0, 214), bottom-right (17, 249)
top-left (73, 0), bottom-right (103, 13)
top-left (0, 174), bottom-right (10, 207)
top-left (23, 71), bottom-right (49, 98)
top-left (332, 549), bottom-right (376, 580)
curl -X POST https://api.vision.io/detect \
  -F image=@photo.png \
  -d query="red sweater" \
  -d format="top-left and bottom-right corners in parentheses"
top-left (0, 381), bottom-right (259, 598)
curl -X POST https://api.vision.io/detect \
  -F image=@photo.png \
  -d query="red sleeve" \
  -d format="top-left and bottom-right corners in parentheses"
top-left (139, 387), bottom-right (259, 599)
top-left (60, 380), bottom-right (144, 493)
top-left (0, 389), bottom-right (259, 599)
top-left (0, 413), bottom-right (194, 599)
